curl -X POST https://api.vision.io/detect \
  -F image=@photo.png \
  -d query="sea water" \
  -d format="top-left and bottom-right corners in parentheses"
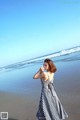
top-left (0, 46), bottom-right (80, 97)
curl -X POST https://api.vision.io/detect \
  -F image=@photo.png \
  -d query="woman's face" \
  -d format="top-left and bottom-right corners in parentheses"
top-left (43, 62), bottom-right (49, 70)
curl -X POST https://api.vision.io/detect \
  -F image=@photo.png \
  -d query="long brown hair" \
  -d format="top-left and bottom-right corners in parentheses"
top-left (44, 58), bottom-right (57, 73)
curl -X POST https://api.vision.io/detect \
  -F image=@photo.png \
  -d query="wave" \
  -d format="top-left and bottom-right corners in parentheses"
top-left (0, 46), bottom-right (80, 73)
top-left (28, 46), bottom-right (80, 62)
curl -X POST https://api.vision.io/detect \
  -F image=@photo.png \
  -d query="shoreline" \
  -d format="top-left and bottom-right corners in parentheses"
top-left (0, 60), bottom-right (80, 120)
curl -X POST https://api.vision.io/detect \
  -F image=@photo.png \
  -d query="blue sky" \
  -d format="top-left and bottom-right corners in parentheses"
top-left (0, 0), bottom-right (80, 66)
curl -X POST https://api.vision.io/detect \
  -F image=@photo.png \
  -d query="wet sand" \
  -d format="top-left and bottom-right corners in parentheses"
top-left (0, 91), bottom-right (38, 120)
top-left (0, 61), bottom-right (80, 120)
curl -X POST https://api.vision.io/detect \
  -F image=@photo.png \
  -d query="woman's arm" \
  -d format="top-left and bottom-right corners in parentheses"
top-left (33, 68), bottom-right (43, 79)
top-left (33, 67), bottom-right (48, 80)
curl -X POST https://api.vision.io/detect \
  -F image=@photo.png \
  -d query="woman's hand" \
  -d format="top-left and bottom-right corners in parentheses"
top-left (33, 66), bottom-right (44, 79)
top-left (33, 66), bottom-right (46, 79)
top-left (41, 66), bottom-right (45, 71)
top-left (39, 66), bottom-right (45, 73)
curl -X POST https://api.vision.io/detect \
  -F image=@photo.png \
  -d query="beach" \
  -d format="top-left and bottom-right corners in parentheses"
top-left (0, 91), bottom-right (38, 120)
top-left (0, 0), bottom-right (80, 119)
top-left (0, 52), bottom-right (80, 120)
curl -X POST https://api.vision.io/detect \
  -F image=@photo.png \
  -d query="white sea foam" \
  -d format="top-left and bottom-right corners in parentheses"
top-left (26, 46), bottom-right (80, 63)
top-left (0, 46), bottom-right (80, 72)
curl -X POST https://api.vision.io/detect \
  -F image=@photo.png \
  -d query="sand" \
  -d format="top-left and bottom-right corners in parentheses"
top-left (0, 91), bottom-right (38, 120)
top-left (0, 60), bottom-right (80, 120)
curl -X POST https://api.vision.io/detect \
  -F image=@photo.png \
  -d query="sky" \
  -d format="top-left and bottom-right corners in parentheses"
top-left (0, 0), bottom-right (80, 66)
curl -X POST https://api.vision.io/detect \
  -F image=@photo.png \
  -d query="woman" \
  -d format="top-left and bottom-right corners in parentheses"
top-left (33, 58), bottom-right (68, 120)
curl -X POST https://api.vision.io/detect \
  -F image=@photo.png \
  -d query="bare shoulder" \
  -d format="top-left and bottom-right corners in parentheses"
top-left (41, 72), bottom-right (54, 81)
top-left (41, 72), bottom-right (48, 80)
top-left (47, 72), bottom-right (54, 79)
top-left (42, 71), bottom-right (48, 76)
top-left (47, 72), bottom-right (54, 75)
